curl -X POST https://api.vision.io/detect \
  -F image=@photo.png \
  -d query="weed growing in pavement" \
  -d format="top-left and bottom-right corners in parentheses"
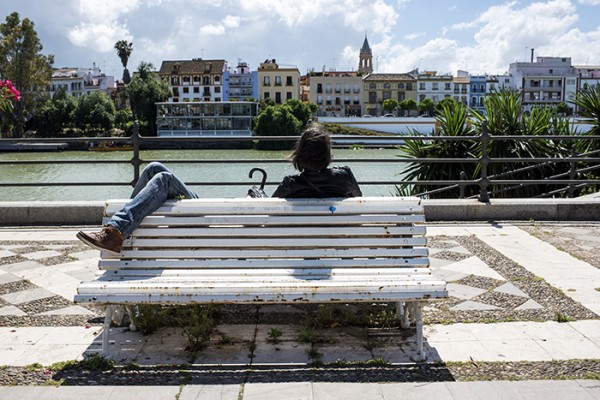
top-left (25, 363), bottom-right (43, 371)
top-left (174, 305), bottom-right (220, 351)
top-left (306, 347), bottom-right (323, 366)
top-left (297, 324), bottom-right (317, 344)
top-left (266, 327), bottom-right (283, 344)
top-left (554, 312), bottom-right (576, 323)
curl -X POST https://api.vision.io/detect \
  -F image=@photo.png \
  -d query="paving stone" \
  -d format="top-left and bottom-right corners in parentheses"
top-left (179, 384), bottom-right (240, 400)
top-left (479, 339), bottom-right (552, 362)
top-left (446, 284), bottom-right (488, 300)
top-left (494, 282), bottom-right (529, 298)
top-left (0, 287), bottom-right (55, 305)
top-left (440, 256), bottom-right (506, 282)
top-left (21, 250), bottom-right (63, 260)
top-left (514, 299), bottom-right (544, 310)
top-left (492, 380), bottom-right (597, 400)
top-left (243, 382), bottom-right (313, 400)
top-left (379, 382), bottom-right (454, 400)
top-left (1, 260), bottom-right (45, 273)
top-left (0, 305), bottom-right (27, 316)
top-left (38, 305), bottom-right (96, 316)
top-left (534, 337), bottom-right (600, 360)
top-left (450, 300), bottom-right (500, 311)
top-left (0, 250), bottom-right (15, 258)
top-left (313, 382), bottom-right (384, 400)
top-left (0, 273), bottom-right (22, 285)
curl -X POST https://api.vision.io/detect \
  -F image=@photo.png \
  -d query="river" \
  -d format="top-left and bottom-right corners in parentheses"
top-left (0, 148), bottom-right (408, 201)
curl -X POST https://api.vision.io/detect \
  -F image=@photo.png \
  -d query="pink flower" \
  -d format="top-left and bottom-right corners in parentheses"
top-left (0, 79), bottom-right (20, 112)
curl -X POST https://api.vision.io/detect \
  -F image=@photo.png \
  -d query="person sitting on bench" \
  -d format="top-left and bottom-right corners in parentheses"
top-left (76, 124), bottom-right (362, 255)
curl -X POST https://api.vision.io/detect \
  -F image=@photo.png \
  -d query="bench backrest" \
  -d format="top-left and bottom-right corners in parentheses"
top-left (100, 197), bottom-right (429, 274)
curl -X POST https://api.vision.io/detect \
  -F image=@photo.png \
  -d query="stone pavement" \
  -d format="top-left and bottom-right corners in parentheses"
top-left (0, 223), bottom-right (599, 399)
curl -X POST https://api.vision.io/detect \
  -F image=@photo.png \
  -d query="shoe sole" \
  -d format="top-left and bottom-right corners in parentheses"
top-left (76, 231), bottom-right (122, 256)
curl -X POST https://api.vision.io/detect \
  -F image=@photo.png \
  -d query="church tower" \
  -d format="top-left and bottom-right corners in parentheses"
top-left (358, 34), bottom-right (373, 75)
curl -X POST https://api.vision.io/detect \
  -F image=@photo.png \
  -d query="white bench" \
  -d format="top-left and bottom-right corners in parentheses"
top-left (75, 197), bottom-right (447, 361)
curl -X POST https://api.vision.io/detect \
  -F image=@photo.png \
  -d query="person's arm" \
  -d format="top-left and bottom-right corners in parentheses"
top-left (345, 167), bottom-right (363, 197)
top-left (271, 176), bottom-right (292, 198)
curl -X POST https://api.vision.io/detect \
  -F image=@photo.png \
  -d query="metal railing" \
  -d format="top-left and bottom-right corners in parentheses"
top-left (1, 123), bottom-right (599, 201)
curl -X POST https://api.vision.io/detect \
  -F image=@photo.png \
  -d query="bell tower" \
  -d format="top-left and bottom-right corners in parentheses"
top-left (358, 34), bottom-right (373, 75)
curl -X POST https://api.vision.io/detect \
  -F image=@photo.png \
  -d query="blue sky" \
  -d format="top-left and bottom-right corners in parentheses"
top-left (2, 0), bottom-right (600, 78)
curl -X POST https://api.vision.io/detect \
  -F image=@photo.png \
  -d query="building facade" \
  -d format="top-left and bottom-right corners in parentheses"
top-left (158, 59), bottom-right (227, 102)
top-left (257, 59), bottom-right (301, 103)
top-left (362, 73), bottom-right (417, 116)
top-left (223, 61), bottom-right (258, 101)
top-left (417, 71), bottom-right (453, 104)
top-left (49, 63), bottom-right (115, 99)
top-left (509, 56), bottom-right (577, 109)
top-left (309, 70), bottom-right (362, 116)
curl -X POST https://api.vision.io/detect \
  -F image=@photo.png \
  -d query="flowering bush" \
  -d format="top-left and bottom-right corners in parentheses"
top-left (0, 79), bottom-right (21, 112)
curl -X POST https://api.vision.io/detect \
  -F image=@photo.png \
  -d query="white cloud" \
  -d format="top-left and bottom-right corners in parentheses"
top-left (68, 21), bottom-right (131, 52)
top-left (404, 32), bottom-right (425, 40)
top-left (578, 0), bottom-right (600, 4)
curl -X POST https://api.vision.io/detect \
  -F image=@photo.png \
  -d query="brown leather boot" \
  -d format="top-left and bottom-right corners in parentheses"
top-left (76, 226), bottom-right (124, 255)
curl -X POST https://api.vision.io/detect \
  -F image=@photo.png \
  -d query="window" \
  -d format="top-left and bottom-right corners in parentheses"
top-left (369, 92), bottom-right (376, 103)
top-left (369, 83), bottom-right (376, 89)
top-left (344, 84), bottom-right (350, 93)
top-left (286, 76), bottom-right (293, 86)
top-left (326, 95), bottom-right (332, 105)
top-left (275, 76), bottom-right (282, 86)
top-left (480, 84), bottom-right (485, 92)
top-left (263, 76), bottom-right (270, 85)
top-left (183, 87), bottom-right (189, 94)
top-left (432, 83), bottom-right (439, 91)
top-left (183, 76), bottom-right (190, 84)
top-left (397, 92), bottom-right (405, 101)
top-left (215, 87), bottom-right (221, 93)
top-left (335, 84), bottom-right (341, 93)
top-left (383, 91), bottom-right (391, 100)
top-left (383, 83), bottom-right (391, 89)
top-left (398, 83), bottom-right (405, 89)
top-left (286, 92), bottom-right (292, 100)
top-left (335, 97), bottom-right (341, 105)
top-left (326, 84), bottom-right (332, 93)
top-left (344, 96), bottom-right (350, 105)
top-left (445, 83), bottom-right (451, 91)
top-left (354, 84), bottom-right (360, 93)
top-left (193, 87), bottom-right (200, 94)
top-left (193, 75), bottom-right (201, 83)
top-left (203, 76), bottom-right (210, 85)
top-left (317, 95), bottom-right (323, 104)
top-left (171, 76), bottom-right (180, 85)
top-left (214, 76), bottom-right (220, 83)
top-left (317, 83), bottom-right (323, 93)
top-left (406, 83), bottom-right (413, 91)
top-left (264, 92), bottom-right (270, 99)
top-left (353, 95), bottom-right (360, 105)
top-left (419, 82), bottom-right (426, 90)
top-left (275, 92), bottom-right (281, 103)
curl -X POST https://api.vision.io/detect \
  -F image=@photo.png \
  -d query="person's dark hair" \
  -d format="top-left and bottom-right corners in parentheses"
top-left (290, 125), bottom-right (332, 172)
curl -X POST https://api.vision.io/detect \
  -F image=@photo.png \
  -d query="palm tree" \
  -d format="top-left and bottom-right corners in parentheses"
top-left (114, 40), bottom-right (133, 84)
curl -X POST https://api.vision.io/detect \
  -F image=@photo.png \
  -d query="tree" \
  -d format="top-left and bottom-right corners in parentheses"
top-left (254, 104), bottom-right (301, 150)
top-left (284, 99), bottom-right (313, 126)
top-left (115, 40), bottom-right (133, 84)
top-left (435, 97), bottom-right (457, 114)
top-left (399, 98), bottom-right (417, 117)
top-left (418, 98), bottom-right (435, 116)
top-left (31, 88), bottom-right (77, 136)
top-left (383, 98), bottom-right (399, 115)
top-left (125, 61), bottom-right (170, 135)
top-left (73, 91), bottom-right (116, 134)
top-left (0, 12), bottom-right (53, 137)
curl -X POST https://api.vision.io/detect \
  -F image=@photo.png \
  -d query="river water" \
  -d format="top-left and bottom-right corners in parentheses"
top-left (0, 148), bottom-right (407, 201)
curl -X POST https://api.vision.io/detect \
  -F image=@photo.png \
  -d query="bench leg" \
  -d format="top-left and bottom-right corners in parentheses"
top-left (398, 301), bottom-right (412, 329)
top-left (102, 305), bottom-right (115, 357)
top-left (410, 302), bottom-right (427, 362)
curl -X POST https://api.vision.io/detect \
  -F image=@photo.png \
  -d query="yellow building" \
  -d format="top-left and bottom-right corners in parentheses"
top-left (257, 59), bottom-right (301, 103)
top-left (362, 73), bottom-right (418, 116)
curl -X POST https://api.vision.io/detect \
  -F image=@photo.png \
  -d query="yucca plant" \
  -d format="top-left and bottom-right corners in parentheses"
top-left (395, 102), bottom-right (478, 198)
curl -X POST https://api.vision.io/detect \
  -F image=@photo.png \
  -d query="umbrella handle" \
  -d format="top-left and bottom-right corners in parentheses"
top-left (249, 168), bottom-right (267, 190)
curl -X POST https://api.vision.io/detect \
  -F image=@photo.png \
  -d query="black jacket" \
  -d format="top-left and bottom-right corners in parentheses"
top-left (271, 166), bottom-right (362, 198)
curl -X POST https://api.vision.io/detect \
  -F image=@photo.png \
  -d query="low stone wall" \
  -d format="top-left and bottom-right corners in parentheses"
top-left (0, 198), bottom-right (598, 226)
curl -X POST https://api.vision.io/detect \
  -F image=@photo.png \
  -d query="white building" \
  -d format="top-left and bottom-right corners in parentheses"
top-left (49, 63), bottom-right (115, 98)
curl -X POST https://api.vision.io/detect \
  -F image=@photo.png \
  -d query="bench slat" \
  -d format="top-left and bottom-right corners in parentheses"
top-left (129, 225), bottom-right (426, 238)
top-left (98, 258), bottom-right (429, 270)
top-left (104, 214), bottom-right (426, 228)
top-left (126, 237), bottom-right (427, 249)
top-left (105, 197), bottom-right (424, 217)
top-left (103, 247), bottom-right (428, 260)
top-left (93, 266), bottom-right (432, 278)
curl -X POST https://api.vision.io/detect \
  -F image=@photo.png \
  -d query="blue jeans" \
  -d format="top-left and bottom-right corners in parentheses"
top-left (107, 162), bottom-right (198, 238)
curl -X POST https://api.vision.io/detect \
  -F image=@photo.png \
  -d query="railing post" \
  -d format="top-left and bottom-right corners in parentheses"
top-left (478, 121), bottom-right (490, 203)
top-left (568, 145), bottom-right (577, 198)
top-left (130, 121), bottom-right (142, 187)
